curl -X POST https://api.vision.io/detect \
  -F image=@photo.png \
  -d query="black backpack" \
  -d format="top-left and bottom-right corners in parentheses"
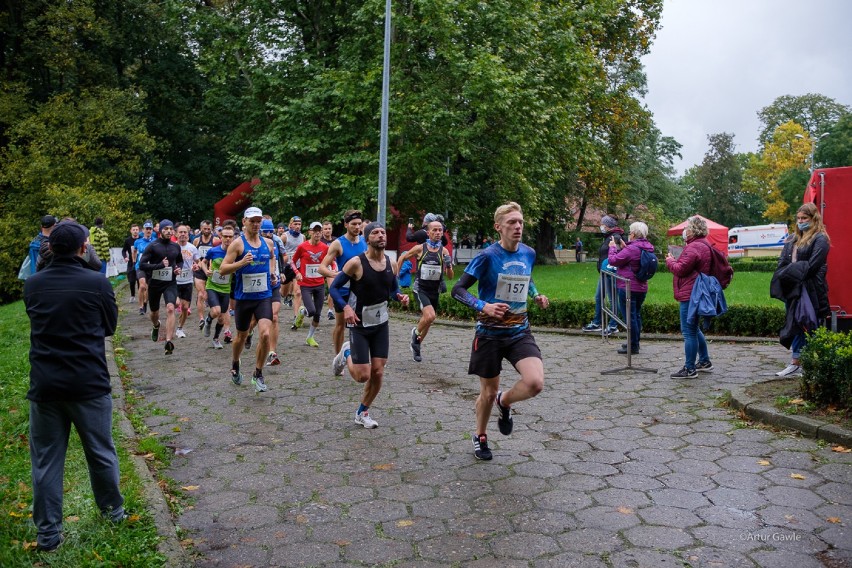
top-left (635, 249), bottom-right (658, 282)
top-left (701, 242), bottom-right (734, 289)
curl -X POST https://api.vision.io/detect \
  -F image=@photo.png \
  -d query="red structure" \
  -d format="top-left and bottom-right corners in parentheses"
top-left (213, 179), bottom-right (259, 226)
top-left (667, 215), bottom-right (729, 256)
top-left (803, 167), bottom-right (852, 325)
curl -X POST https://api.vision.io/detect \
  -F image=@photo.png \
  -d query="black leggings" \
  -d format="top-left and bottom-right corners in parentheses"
top-left (300, 284), bottom-right (325, 324)
top-left (126, 267), bottom-right (137, 297)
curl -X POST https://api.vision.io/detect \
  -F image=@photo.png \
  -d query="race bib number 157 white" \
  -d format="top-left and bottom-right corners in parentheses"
top-left (495, 273), bottom-right (529, 303)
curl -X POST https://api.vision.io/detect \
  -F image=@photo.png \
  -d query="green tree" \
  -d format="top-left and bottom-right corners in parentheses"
top-left (757, 93), bottom-right (849, 147)
top-left (815, 112), bottom-right (852, 168)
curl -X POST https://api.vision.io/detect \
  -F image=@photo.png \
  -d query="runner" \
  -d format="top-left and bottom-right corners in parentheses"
top-left (175, 225), bottom-right (200, 338)
top-left (321, 220), bottom-right (336, 320)
top-left (261, 217), bottom-right (287, 366)
top-left (451, 202), bottom-right (550, 461)
top-left (319, 210), bottom-right (367, 366)
top-left (329, 222), bottom-right (410, 428)
top-left (396, 220), bottom-right (454, 362)
top-left (192, 220), bottom-right (218, 330)
top-left (281, 216), bottom-right (305, 326)
top-left (139, 220), bottom-right (183, 355)
top-left (218, 207), bottom-right (278, 393)
top-left (291, 222), bottom-right (329, 348)
top-left (132, 221), bottom-right (156, 315)
top-left (121, 223), bottom-right (139, 304)
top-left (201, 226), bottom-right (235, 349)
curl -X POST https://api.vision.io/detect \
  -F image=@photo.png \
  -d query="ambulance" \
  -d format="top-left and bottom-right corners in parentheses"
top-left (727, 224), bottom-right (788, 258)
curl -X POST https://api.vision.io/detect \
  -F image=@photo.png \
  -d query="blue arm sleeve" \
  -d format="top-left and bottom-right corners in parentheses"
top-left (451, 272), bottom-right (486, 312)
top-left (388, 275), bottom-right (402, 302)
top-left (528, 278), bottom-right (540, 298)
top-left (329, 272), bottom-right (352, 311)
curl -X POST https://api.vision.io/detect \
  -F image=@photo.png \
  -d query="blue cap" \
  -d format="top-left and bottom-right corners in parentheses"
top-left (261, 219), bottom-right (275, 232)
top-left (143, 221), bottom-right (154, 229)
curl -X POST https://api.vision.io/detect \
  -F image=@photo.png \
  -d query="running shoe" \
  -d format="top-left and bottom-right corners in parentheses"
top-left (355, 411), bottom-right (378, 429)
top-left (582, 322), bottom-right (602, 332)
top-left (223, 330), bottom-right (233, 344)
top-left (332, 341), bottom-right (349, 376)
top-left (472, 434), bottom-right (492, 461)
top-left (496, 391), bottom-right (513, 435)
top-left (306, 337), bottom-right (319, 348)
top-left (775, 364), bottom-right (802, 377)
top-left (266, 351), bottom-right (280, 366)
top-left (696, 360), bottom-right (714, 373)
top-left (410, 327), bottom-right (422, 362)
top-left (670, 366), bottom-right (698, 379)
top-left (601, 326), bottom-right (618, 337)
top-left (37, 534), bottom-right (65, 553)
top-left (151, 322), bottom-right (160, 342)
top-left (164, 340), bottom-right (174, 355)
top-left (245, 333), bottom-right (253, 349)
top-left (139, 307), bottom-right (145, 316)
top-left (212, 339), bottom-right (223, 349)
top-left (175, 328), bottom-right (186, 339)
top-left (129, 296), bottom-right (136, 304)
top-left (231, 362), bottom-right (242, 385)
top-left (229, 309), bottom-right (235, 316)
top-left (283, 296), bottom-right (293, 308)
top-left (293, 306), bottom-right (306, 329)
top-left (252, 373), bottom-right (268, 393)
top-left (327, 309), bottom-right (334, 321)
top-left (203, 317), bottom-right (212, 337)
top-left (143, 303), bottom-right (148, 314)
top-left (198, 318), bottom-right (206, 331)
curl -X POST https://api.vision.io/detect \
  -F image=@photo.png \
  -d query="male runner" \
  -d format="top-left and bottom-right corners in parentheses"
top-left (218, 207), bottom-right (278, 392)
top-left (292, 222), bottom-right (329, 347)
top-left (451, 202), bottom-right (550, 461)
top-left (201, 226), bottom-right (234, 348)
top-left (132, 221), bottom-right (156, 315)
top-left (139, 220), bottom-right (183, 355)
top-left (282, 216), bottom-right (305, 324)
top-left (319, 210), bottom-right (367, 367)
top-left (329, 222), bottom-right (409, 428)
top-left (192, 220), bottom-right (218, 329)
top-left (397, 220), bottom-right (454, 362)
top-left (121, 223), bottom-right (139, 303)
top-left (321, 220), bottom-right (336, 320)
top-left (175, 225), bottom-right (200, 338)
top-left (261, 218), bottom-right (286, 365)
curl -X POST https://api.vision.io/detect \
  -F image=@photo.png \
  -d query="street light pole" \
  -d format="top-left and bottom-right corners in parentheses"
top-left (377, 0), bottom-right (392, 226)
top-left (795, 132), bottom-right (830, 172)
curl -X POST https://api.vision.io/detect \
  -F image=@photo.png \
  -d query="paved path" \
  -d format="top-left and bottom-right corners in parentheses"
top-left (118, 292), bottom-right (851, 568)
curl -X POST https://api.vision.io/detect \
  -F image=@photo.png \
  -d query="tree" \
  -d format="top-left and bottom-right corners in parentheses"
top-left (815, 112), bottom-right (852, 168)
top-left (757, 94), bottom-right (849, 148)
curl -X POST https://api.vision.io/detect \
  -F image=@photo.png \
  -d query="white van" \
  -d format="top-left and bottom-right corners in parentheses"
top-left (728, 224), bottom-right (789, 258)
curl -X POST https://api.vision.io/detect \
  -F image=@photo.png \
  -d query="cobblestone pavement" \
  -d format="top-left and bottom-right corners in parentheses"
top-left (118, 293), bottom-right (851, 568)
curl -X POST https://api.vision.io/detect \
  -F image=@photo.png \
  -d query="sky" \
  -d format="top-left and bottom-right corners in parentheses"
top-left (641, 0), bottom-right (852, 175)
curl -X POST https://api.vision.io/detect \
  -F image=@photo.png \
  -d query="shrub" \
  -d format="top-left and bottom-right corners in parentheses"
top-left (799, 328), bottom-right (852, 411)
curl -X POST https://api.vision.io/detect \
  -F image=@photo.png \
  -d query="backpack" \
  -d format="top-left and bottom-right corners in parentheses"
top-left (635, 249), bottom-right (658, 282)
top-left (702, 242), bottom-right (733, 289)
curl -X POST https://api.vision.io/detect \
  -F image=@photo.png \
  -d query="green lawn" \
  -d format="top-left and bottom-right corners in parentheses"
top-left (0, 301), bottom-right (165, 567)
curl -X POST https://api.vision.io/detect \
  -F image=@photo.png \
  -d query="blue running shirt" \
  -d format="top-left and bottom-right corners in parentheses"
top-left (234, 235), bottom-right (272, 301)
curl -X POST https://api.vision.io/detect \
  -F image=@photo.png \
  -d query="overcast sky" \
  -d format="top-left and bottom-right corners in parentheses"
top-left (641, 0), bottom-right (852, 175)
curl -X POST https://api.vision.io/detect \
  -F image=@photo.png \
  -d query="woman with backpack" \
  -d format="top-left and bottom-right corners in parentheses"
top-left (607, 221), bottom-right (655, 355)
top-left (771, 203), bottom-right (830, 377)
top-left (665, 216), bottom-right (716, 379)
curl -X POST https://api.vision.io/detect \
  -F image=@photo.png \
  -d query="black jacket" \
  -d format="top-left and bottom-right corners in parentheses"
top-left (596, 228), bottom-right (626, 272)
top-left (24, 256), bottom-right (117, 402)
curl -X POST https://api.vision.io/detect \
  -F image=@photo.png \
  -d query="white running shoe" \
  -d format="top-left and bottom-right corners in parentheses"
top-left (332, 341), bottom-right (349, 376)
top-left (355, 411), bottom-right (378, 429)
top-left (175, 328), bottom-right (187, 339)
top-left (775, 364), bottom-right (802, 377)
top-left (212, 339), bottom-right (224, 349)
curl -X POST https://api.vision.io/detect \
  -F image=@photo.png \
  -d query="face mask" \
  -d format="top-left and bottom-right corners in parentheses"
top-left (600, 226), bottom-right (607, 234)
top-left (682, 229), bottom-right (688, 241)
top-left (797, 222), bottom-right (810, 231)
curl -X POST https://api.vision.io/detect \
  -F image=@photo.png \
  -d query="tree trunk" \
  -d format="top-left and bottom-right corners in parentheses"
top-left (535, 218), bottom-right (557, 265)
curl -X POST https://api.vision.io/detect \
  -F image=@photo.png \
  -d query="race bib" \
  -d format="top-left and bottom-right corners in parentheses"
top-left (241, 272), bottom-right (268, 294)
top-left (152, 267), bottom-right (173, 282)
top-left (420, 263), bottom-right (442, 281)
top-left (306, 264), bottom-right (321, 279)
top-left (495, 273), bottom-right (529, 303)
top-left (361, 300), bottom-right (388, 327)
top-left (210, 270), bottom-right (229, 285)
top-left (198, 245), bottom-right (211, 259)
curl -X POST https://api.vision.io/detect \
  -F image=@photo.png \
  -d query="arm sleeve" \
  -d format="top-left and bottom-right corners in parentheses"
top-left (329, 272), bottom-right (352, 311)
top-left (528, 278), bottom-right (540, 298)
top-left (388, 276), bottom-right (401, 302)
top-left (139, 246), bottom-right (163, 272)
top-left (451, 272), bottom-right (486, 312)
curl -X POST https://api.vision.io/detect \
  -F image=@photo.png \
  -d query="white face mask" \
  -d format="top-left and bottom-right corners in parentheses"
top-left (600, 225), bottom-right (607, 234)
top-left (682, 229), bottom-right (688, 241)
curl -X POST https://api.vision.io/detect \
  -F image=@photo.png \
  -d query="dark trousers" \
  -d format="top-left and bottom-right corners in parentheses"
top-left (126, 267), bottom-right (137, 297)
top-left (617, 288), bottom-right (646, 351)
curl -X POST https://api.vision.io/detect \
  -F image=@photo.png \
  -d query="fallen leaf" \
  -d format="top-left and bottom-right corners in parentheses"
top-left (178, 417), bottom-right (190, 422)
top-left (180, 538), bottom-right (195, 547)
top-left (127, 514), bottom-right (141, 523)
top-left (334, 540), bottom-right (351, 546)
top-left (172, 426), bottom-right (181, 432)
top-left (396, 520), bottom-right (414, 527)
top-left (373, 463), bottom-right (394, 471)
top-left (790, 473), bottom-right (806, 480)
top-left (789, 398), bottom-right (805, 405)
top-left (181, 485), bottom-right (200, 491)
top-left (142, 453), bottom-right (155, 460)
top-left (617, 506), bottom-right (634, 515)
top-left (827, 517), bottom-right (841, 524)
top-left (831, 445), bottom-right (851, 453)
top-left (757, 460), bottom-right (771, 466)
top-left (93, 550), bottom-right (103, 561)
top-left (8, 511), bottom-right (25, 518)
top-left (22, 540), bottom-right (38, 551)
top-left (295, 514), bottom-right (308, 524)
top-left (65, 515), bottom-right (80, 522)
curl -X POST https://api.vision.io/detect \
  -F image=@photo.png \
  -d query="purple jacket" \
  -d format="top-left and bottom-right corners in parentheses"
top-left (608, 238), bottom-right (655, 292)
top-left (666, 236), bottom-right (713, 302)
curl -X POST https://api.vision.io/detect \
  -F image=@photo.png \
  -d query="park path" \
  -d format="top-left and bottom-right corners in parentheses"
top-left (118, 290), bottom-right (851, 568)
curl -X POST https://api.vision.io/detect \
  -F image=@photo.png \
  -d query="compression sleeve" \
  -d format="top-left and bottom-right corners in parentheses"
top-left (528, 278), bottom-right (540, 298)
top-left (329, 271), bottom-right (352, 311)
top-left (451, 272), bottom-right (486, 312)
top-left (388, 275), bottom-right (402, 302)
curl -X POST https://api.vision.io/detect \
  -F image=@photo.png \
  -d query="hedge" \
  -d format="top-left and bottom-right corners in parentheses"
top-left (800, 328), bottom-right (852, 411)
top-left (399, 292), bottom-right (785, 337)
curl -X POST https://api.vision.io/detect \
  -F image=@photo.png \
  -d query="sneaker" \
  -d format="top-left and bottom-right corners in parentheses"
top-left (203, 317), bottom-right (212, 337)
top-left (231, 362), bottom-right (242, 385)
top-left (306, 337), bottom-right (319, 348)
top-left (601, 326), bottom-right (618, 337)
top-left (139, 307), bottom-right (145, 316)
top-left (37, 534), bottom-right (65, 553)
top-left (212, 339), bottom-right (223, 349)
top-left (410, 327), bottom-right (422, 362)
top-left (229, 309), bottom-right (235, 316)
top-left (496, 391), bottom-right (513, 435)
top-left (284, 296), bottom-right (293, 308)
top-left (617, 345), bottom-right (639, 355)
top-left (582, 322), bottom-right (602, 332)
top-left (472, 434), bottom-right (493, 461)
top-left (164, 340), bottom-right (175, 355)
top-left (696, 360), bottom-right (714, 373)
top-left (327, 309), bottom-right (334, 321)
top-left (245, 333), bottom-right (253, 349)
top-left (198, 318), bottom-right (206, 331)
top-left (128, 296), bottom-right (136, 304)
top-left (670, 366), bottom-right (698, 379)
top-left (143, 303), bottom-right (148, 314)
top-left (223, 330), bottom-right (232, 344)
top-left (775, 364), bottom-right (802, 377)
top-left (294, 306), bottom-right (306, 329)
top-left (355, 410), bottom-right (378, 429)
top-left (151, 322), bottom-right (160, 342)
top-left (266, 351), bottom-right (281, 366)
top-left (332, 341), bottom-right (349, 376)
top-left (252, 373), bottom-right (268, 393)
top-left (175, 328), bottom-right (186, 339)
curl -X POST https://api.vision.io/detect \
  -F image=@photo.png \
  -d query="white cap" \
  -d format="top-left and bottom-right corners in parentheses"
top-left (244, 207), bottom-right (263, 219)
top-left (309, 221), bottom-right (323, 230)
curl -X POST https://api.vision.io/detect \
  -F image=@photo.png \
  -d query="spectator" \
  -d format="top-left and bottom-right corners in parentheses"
top-left (581, 215), bottom-right (624, 336)
top-left (90, 217), bottom-right (110, 276)
top-left (607, 222), bottom-right (654, 355)
top-left (574, 237), bottom-right (583, 262)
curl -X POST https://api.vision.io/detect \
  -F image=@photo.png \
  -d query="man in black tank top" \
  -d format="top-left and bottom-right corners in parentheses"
top-left (328, 222), bottom-right (410, 429)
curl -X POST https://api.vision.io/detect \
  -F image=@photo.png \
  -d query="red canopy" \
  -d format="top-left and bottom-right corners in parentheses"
top-left (667, 215), bottom-right (729, 256)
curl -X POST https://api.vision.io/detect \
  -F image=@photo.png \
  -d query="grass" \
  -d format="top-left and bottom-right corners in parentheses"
top-left (0, 301), bottom-right (166, 567)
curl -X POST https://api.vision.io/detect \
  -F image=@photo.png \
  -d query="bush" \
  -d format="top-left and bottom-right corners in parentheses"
top-left (799, 328), bottom-right (852, 411)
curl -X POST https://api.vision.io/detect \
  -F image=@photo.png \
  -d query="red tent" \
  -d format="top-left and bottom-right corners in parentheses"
top-left (667, 215), bottom-right (729, 256)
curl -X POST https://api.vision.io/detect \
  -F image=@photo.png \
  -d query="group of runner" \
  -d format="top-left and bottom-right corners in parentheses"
top-left (125, 202), bottom-right (549, 461)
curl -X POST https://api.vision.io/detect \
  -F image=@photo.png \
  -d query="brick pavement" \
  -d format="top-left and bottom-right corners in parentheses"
top-left (118, 292), bottom-right (852, 567)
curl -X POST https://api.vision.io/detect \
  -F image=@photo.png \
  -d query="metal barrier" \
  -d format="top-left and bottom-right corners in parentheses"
top-left (600, 270), bottom-right (657, 375)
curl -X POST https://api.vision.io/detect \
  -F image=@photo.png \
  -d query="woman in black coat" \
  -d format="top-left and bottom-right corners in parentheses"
top-left (773, 202), bottom-right (830, 377)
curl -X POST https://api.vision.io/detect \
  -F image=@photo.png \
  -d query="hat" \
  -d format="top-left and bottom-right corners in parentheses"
top-left (289, 216), bottom-right (302, 223)
top-left (244, 207), bottom-right (263, 219)
top-left (601, 215), bottom-right (618, 228)
top-left (276, 223), bottom-right (285, 229)
top-left (159, 219), bottom-right (174, 229)
top-left (49, 221), bottom-right (88, 256)
top-left (423, 212), bottom-right (439, 225)
top-left (362, 221), bottom-right (384, 238)
top-left (309, 221), bottom-right (322, 231)
top-left (261, 219), bottom-right (275, 232)
top-left (143, 221), bottom-right (154, 229)
top-left (41, 215), bottom-right (57, 229)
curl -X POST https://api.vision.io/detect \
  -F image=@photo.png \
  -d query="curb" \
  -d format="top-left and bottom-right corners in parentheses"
top-left (729, 383), bottom-right (852, 446)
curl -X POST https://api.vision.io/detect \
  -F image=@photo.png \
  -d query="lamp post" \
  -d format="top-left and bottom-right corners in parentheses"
top-left (376, 0), bottom-right (392, 226)
top-left (795, 132), bottom-right (829, 172)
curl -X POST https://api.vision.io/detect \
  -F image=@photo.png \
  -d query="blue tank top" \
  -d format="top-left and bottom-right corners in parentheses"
top-left (337, 234), bottom-right (367, 267)
top-left (234, 234), bottom-right (272, 300)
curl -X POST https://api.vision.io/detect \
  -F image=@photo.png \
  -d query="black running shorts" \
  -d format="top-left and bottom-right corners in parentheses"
top-left (348, 323), bottom-right (390, 364)
top-left (177, 283), bottom-right (193, 303)
top-left (468, 331), bottom-right (541, 379)
top-left (234, 298), bottom-right (273, 332)
top-left (148, 283), bottom-right (178, 312)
